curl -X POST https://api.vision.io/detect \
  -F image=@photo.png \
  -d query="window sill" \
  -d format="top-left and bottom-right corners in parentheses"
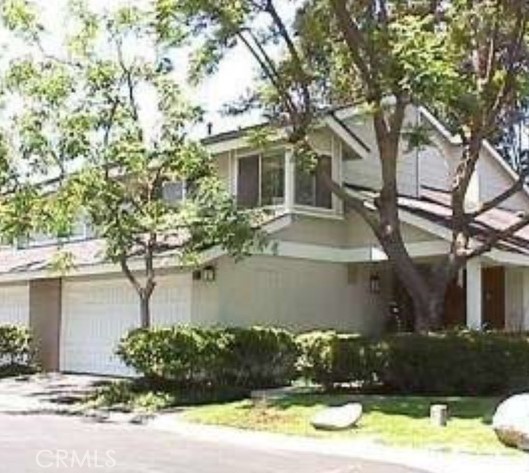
top-left (292, 205), bottom-right (345, 220)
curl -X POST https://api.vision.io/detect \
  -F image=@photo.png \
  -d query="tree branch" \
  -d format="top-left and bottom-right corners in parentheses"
top-left (330, 0), bottom-right (378, 99)
top-left (468, 215), bottom-right (529, 259)
top-left (467, 171), bottom-right (528, 219)
top-left (320, 171), bottom-right (380, 234)
top-left (119, 254), bottom-right (142, 296)
top-left (263, 0), bottom-right (312, 113)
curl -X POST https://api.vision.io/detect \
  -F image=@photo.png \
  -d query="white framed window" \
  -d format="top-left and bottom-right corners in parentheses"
top-left (236, 151), bottom-right (285, 208)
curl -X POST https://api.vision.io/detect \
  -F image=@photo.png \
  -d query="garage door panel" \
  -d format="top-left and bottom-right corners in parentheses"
top-left (0, 284), bottom-right (29, 326)
top-left (61, 274), bottom-right (191, 376)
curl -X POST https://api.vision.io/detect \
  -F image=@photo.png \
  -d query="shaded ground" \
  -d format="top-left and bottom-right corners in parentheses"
top-left (183, 393), bottom-right (511, 455)
top-left (0, 413), bottom-right (429, 473)
top-left (0, 373), bottom-right (112, 414)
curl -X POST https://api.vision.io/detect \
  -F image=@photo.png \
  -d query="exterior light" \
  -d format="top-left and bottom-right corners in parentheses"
top-left (369, 273), bottom-right (381, 293)
top-left (202, 265), bottom-right (216, 282)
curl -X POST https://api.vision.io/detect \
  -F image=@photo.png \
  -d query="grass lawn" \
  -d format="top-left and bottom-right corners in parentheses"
top-left (183, 393), bottom-right (515, 455)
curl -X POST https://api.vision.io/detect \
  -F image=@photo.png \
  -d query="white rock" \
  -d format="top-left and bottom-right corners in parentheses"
top-left (311, 403), bottom-right (363, 431)
top-left (492, 394), bottom-right (529, 450)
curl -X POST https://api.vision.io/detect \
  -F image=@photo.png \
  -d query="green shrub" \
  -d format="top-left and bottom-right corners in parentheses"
top-left (117, 326), bottom-right (298, 390)
top-left (0, 325), bottom-right (34, 375)
top-left (297, 331), bottom-right (382, 389)
top-left (223, 327), bottom-right (299, 388)
top-left (379, 332), bottom-right (529, 395)
top-left (297, 330), bottom-right (529, 396)
top-left (117, 327), bottom-right (225, 386)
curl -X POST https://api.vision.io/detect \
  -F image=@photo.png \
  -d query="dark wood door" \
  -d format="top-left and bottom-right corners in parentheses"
top-left (444, 276), bottom-right (466, 328)
top-left (483, 267), bottom-right (505, 329)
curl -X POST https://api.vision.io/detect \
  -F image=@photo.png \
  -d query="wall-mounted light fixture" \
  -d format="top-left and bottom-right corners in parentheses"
top-left (369, 273), bottom-right (381, 293)
top-left (202, 265), bottom-right (216, 282)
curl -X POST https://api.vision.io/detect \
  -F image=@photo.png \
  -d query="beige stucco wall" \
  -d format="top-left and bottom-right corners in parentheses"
top-left (29, 279), bottom-right (61, 371)
top-left (274, 215), bottom-right (349, 247)
top-left (191, 254), bottom-right (388, 335)
top-left (274, 213), bottom-right (437, 249)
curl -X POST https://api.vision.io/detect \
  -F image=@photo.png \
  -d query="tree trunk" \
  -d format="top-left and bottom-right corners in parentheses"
top-left (139, 291), bottom-right (152, 329)
top-left (412, 290), bottom-right (445, 333)
top-left (380, 231), bottom-right (453, 332)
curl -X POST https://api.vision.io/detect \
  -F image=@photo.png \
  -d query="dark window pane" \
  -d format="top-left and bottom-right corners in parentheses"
top-left (237, 155), bottom-right (259, 208)
top-left (315, 155), bottom-right (332, 208)
top-left (261, 153), bottom-right (284, 205)
top-left (295, 163), bottom-right (315, 206)
top-left (295, 155), bottom-right (332, 208)
top-left (162, 180), bottom-right (185, 204)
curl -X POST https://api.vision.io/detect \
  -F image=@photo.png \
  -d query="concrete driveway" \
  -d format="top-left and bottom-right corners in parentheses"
top-left (0, 373), bottom-right (111, 414)
top-left (0, 413), bottom-right (430, 473)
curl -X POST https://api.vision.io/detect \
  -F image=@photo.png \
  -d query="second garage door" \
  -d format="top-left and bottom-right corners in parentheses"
top-left (0, 283), bottom-right (29, 326)
top-left (60, 273), bottom-right (192, 376)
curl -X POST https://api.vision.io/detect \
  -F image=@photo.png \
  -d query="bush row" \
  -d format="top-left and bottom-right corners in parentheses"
top-left (0, 325), bottom-right (34, 375)
top-left (117, 326), bottom-right (299, 390)
top-left (298, 330), bottom-right (529, 395)
top-left (118, 327), bottom-right (529, 395)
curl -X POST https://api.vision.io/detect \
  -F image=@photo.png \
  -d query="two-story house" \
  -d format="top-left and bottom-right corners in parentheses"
top-left (0, 103), bottom-right (528, 375)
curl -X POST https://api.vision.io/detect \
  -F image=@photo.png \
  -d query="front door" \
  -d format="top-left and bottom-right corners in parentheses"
top-left (483, 266), bottom-right (505, 329)
top-left (444, 276), bottom-right (466, 328)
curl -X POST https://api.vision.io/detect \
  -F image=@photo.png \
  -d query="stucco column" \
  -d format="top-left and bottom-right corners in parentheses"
top-left (466, 258), bottom-right (483, 330)
top-left (284, 147), bottom-right (295, 213)
top-left (523, 269), bottom-right (529, 330)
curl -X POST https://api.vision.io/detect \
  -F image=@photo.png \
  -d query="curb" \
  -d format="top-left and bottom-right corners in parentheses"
top-left (150, 415), bottom-right (529, 473)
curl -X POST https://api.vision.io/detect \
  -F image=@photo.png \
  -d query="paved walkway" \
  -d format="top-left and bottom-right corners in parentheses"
top-left (0, 372), bottom-right (110, 414)
top-left (152, 415), bottom-right (529, 473)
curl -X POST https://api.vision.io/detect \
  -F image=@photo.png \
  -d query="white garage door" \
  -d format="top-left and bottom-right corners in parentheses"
top-left (0, 283), bottom-right (29, 326)
top-left (61, 274), bottom-right (192, 376)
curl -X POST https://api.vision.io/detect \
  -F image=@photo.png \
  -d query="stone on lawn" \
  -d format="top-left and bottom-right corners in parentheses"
top-left (311, 403), bottom-right (363, 431)
top-left (492, 394), bottom-right (529, 450)
top-left (430, 404), bottom-right (449, 427)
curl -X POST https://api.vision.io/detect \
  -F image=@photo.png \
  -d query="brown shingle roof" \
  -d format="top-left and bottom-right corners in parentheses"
top-left (345, 183), bottom-right (529, 256)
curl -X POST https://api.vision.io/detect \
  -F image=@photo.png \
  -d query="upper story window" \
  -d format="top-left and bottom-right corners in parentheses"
top-left (295, 155), bottom-right (332, 209)
top-left (162, 180), bottom-right (186, 205)
top-left (237, 152), bottom-right (284, 208)
top-left (16, 215), bottom-right (95, 249)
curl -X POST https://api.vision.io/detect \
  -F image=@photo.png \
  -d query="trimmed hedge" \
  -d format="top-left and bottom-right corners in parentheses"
top-left (117, 326), bottom-right (299, 390)
top-left (0, 325), bottom-right (34, 375)
top-left (297, 331), bottom-right (380, 389)
top-left (118, 326), bottom-right (529, 395)
top-left (298, 330), bottom-right (529, 395)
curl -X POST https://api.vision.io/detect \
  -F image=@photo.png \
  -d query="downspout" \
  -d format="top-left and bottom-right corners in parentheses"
top-left (415, 108), bottom-right (421, 198)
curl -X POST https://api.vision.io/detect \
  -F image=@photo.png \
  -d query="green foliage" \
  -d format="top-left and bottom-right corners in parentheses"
top-left (297, 331), bottom-right (382, 390)
top-left (117, 326), bottom-right (299, 390)
top-left (222, 327), bottom-right (300, 388)
top-left (298, 330), bottom-right (529, 396)
top-left (0, 325), bottom-right (34, 375)
top-left (379, 332), bottom-right (529, 396)
top-left (0, 2), bottom-right (263, 321)
top-left (86, 378), bottom-right (247, 412)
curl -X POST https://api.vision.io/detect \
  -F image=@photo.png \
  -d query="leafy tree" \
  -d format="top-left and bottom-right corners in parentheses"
top-left (157, 0), bottom-right (529, 330)
top-left (2, 0), bottom-right (262, 327)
